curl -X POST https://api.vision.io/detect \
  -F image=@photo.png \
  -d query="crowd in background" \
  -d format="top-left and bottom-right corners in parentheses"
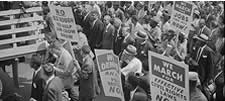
top-left (0, 1), bottom-right (224, 101)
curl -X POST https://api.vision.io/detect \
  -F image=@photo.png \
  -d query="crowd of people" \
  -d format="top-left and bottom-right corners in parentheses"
top-left (0, 1), bottom-right (224, 101)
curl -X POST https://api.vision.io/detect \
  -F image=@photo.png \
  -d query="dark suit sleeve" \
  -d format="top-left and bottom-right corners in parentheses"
top-left (47, 88), bottom-right (57, 101)
top-left (96, 22), bottom-right (104, 47)
top-left (207, 50), bottom-right (214, 81)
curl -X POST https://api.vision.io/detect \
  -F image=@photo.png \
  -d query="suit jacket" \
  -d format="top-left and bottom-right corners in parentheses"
top-left (101, 24), bottom-right (115, 49)
top-left (113, 27), bottom-right (124, 55)
top-left (42, 77), bottom-right (64, 101)
top-left (31, 70), bottom-right (45, 101)
top-left (88, 19), bottom-right (104, 49)
top-left (194, 45), bottom-right (214, 84)
top-left (81, 12), bottom-right (91, 37)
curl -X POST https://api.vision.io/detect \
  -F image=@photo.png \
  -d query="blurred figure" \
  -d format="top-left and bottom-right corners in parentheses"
top-left (0, 68), bottom-right (23, 101)
top-left (48, 41), bottom-right (79, 101)
top-left (41, 63), bottom-right (64, 101)
top-left (78, 45), bottom-right (100, 101)
top-left (120, 45), bottom-right (143, 77)
top-left (113, 18), bottom-right (123, 55)
top-left (191, 34), bottom-right (215, 100)
top-left (29, 54), bottom-right (45, 101)
top-left (88, 11), bottom-right (104, 52)
top-left (189, 72), bottom-right (208, 101)
top-left (102, 15), bottom-right (115, 49)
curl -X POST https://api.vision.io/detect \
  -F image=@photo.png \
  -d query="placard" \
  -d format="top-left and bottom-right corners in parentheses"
top-left (170, 1), bottom-right (194, 37)
top-left (148, 51), bottom-right (189, 101)
top-left (49, 5), bottom-right (78, 42)
top-left (95, 49), bottom-right (124, 101)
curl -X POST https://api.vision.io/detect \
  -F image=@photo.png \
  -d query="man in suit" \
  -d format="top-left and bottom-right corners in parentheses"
top-left (79, 45), bottom-right (100, 101)
top-left (113, 18), bottom-right (123, 55)
top-left (88, 11), bottom-right (104, 52)
top-left (29, 53), bottom-right (45, 101)
top-left (101, 15), bottom-right (115, 49)
top-left (191, 34), bottom-right (215, 100)
top-left (81, 9), bottom-right (92, 37)
top-left (41, 63), bottom-right (64, 101)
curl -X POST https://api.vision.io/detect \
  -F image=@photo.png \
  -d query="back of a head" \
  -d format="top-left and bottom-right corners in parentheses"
top-left (30, 53), bottom-right (42, 69)
top-left (81, 45), bottom-right (91, 55)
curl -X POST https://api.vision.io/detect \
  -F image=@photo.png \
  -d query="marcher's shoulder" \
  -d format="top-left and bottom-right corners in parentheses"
top-left (132, 57), bottom-right (142, 64)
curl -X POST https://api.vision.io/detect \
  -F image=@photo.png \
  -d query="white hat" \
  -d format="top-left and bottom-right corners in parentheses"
top-left (193, 34), bottom-right (209, 42)
top-left (189, 72), bottom-right (199, 81)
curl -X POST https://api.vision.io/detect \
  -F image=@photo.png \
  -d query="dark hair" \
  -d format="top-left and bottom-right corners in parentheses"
top-left (120, 1), bottom-right (125, 7)
top-left (105, 1), bottom-right (112, 8)
top-left (42, 63), bottom-right (55, 77)
top-left (131, 15), bottom-right (138, 22)
top-left (179, 33), bottom-right (185, 43)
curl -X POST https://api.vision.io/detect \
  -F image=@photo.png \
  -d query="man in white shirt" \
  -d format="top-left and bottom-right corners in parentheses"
top-left (120, 45), bottom-right (143, 77)
top-left (48, 41), bottom-right (79, 101)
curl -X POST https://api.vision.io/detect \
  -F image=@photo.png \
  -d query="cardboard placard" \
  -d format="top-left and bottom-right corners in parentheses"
top-left (170, 1), bottom-right (194, 37)
top-left (95, 49), bottom-right (124, 101)
top-left (148, 51), bottom-right (189, 101)
top-left (49, 5), bottom-right (78, 42)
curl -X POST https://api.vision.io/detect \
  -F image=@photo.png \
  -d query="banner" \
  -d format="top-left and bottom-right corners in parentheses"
top-left (49, 5), bottom-right (78, 42)
top-left (95, 49), bottom-right (124, 101)
top-left (148, 51), bottom-right (189, 101)
top-left (170, 1), bottom-right (194, 37)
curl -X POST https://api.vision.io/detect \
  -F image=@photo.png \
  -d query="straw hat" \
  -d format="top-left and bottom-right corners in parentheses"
top-left (189, 72), bottom-right (199, 81)
top-left (134, 30), bottom-right (148, 41)
top-left (124, 45), bottom-right (137, 56)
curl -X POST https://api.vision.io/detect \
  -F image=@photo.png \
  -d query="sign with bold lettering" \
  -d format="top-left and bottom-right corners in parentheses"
top-left (170, 1), bottom-right (194, 37)
top-left (95, 49), bottom-right (124, 101)
top-left (148, 51), bottom-right (189, 101)
top-left (49, 5), bottom-right (78, 42)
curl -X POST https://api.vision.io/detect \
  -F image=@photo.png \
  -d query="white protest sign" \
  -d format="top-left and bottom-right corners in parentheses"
top-left (148, 51), bottom-right (189, 101)
top-left (95, 49), bottom-right (124, 101)
top-left (170, 1), bottom-right (194, 37)
top-left (49, 5), bottom-right (78, 42)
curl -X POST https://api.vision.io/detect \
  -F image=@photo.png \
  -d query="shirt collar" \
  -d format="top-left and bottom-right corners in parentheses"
top-left (46, 75), bottom-right (55, 85)
top-left (34, 66), bottom-right (42, 75)
top-left (83, 11), bottom-right (90, 21)
top-left (92, 19), bottom-right (98, 27)
top-left (106, 23), bottom-right (111, 29)
top-left (82, 55), bottom-right (89, 62)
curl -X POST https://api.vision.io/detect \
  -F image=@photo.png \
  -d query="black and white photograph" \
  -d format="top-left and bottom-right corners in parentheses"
top-left (0, 1), bottom-right (224, 101)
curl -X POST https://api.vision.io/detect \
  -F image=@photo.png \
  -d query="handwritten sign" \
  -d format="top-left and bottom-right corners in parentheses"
top-left (148, 51), bottom-right (189, 101)
top-left (95, 49), bottom-right (124, 101)
top-left (170, 1), bottom-right (194, 37)
top-left (49, 5), bottom-right (78, 42)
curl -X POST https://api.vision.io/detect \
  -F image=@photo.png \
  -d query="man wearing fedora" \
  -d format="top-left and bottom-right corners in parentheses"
top-left (191, 33), bottom-right (215, 100)
top-left (189, 72), bottom-right (208, 101)
top-left (120, 45), bottom-right (143, 77)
